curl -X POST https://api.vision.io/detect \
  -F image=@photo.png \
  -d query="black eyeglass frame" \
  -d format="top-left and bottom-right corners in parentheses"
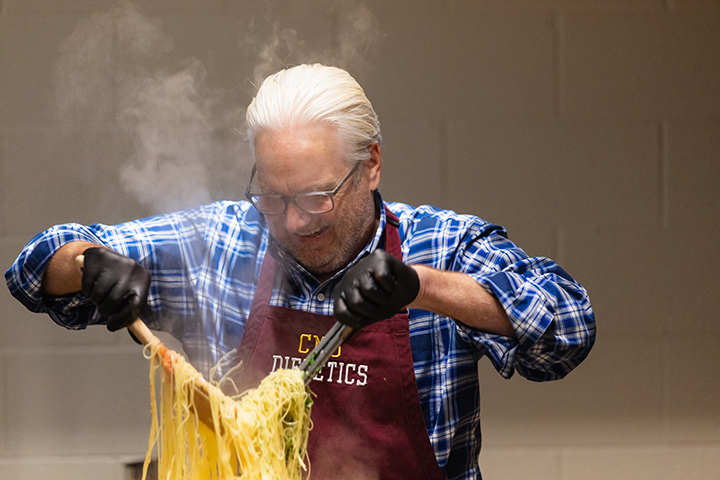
top-left (245, 161), bottom-right (361, 215)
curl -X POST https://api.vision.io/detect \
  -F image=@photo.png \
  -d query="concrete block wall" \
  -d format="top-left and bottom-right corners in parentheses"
top-left (1, 1), bottom-right (719, 478)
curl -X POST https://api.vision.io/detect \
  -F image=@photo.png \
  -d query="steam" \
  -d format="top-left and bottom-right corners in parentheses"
top-left (112, 7), bottom-right (219, 212)
top-left (54, 1), bottom-right (381, 215)
top-left (249, 1), bottom-right (381, 87)
top-left (335, 4), bottom-right (381, 76)
top-left (54, 2), bottom-right (245, 214)
top-left (118, 61), bottom-right (215, 211)
top-left (55, 8), bottom-right (116, 125)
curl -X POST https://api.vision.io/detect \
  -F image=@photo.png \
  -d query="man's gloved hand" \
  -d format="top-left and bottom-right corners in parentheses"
top-left (334, 249), bottom-right (420, 330)
top-left (81, 247), bottom-right (151, 332)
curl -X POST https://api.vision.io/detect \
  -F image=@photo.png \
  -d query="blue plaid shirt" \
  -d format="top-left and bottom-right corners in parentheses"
top-left (5, 193), bottom-right (595, 480)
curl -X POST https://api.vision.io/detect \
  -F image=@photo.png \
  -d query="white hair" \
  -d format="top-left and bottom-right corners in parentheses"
top-left (246, 64), bottom-right (382, 165)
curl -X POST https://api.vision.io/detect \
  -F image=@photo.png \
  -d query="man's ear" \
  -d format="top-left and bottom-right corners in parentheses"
top-left (366, 143), bottom-right (382, 190)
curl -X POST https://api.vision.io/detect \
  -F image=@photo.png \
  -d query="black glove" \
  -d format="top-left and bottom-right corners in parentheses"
top-left (334, 249), bottom-right (420, 330)
top-left (81, 247), bottom-right (151, 332)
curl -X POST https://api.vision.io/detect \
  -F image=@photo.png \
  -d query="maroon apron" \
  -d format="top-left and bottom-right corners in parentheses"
top-left (233, 212), bottom-right (445, 480)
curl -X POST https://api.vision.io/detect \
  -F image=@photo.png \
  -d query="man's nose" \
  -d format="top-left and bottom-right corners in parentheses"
top-left (285, 202), bottom-right (313, 233)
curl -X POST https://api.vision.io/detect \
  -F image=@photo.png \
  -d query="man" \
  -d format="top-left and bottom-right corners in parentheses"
top-left (6, 64), bottom-right (595, 479)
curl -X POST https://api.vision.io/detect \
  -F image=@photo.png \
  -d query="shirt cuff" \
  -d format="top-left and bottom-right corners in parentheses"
top-left (6, 224), bottom-right (105, 322)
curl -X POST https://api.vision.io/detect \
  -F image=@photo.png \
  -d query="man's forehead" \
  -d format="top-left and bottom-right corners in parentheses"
top-left (252, 126), bottom-right (347, 190)
top-left (254, 124), bottom-right (340, 155)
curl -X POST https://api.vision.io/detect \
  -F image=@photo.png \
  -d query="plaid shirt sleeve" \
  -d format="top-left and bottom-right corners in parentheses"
top-left (4, 201), bottom-right (262, 336)
top-left (459, 227), bottom-right (595, 381)
top-left (394, 202), bottom-right (596, 382)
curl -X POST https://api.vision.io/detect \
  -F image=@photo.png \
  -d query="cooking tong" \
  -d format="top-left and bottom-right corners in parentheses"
top-left (298, 321), bottom-right (355, 386)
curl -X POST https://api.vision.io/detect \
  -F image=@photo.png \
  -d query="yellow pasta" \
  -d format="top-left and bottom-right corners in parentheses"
top-left (141, 341), bottom-right (312, 480)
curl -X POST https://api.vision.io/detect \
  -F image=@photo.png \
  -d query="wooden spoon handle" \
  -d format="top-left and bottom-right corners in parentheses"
top-left (127, 318), bottom-right (158, 346)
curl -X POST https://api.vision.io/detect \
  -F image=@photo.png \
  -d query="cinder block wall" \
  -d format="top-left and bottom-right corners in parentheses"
top-left (1, 1), bottom-right (719, 479)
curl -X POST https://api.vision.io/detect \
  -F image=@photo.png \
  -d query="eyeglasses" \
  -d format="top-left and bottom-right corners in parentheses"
top-left (245, 162), bottom-right (361, 215)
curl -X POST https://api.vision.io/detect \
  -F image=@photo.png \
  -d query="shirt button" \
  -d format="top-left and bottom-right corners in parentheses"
top-left (316, 293), bottom-right (326, 302)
